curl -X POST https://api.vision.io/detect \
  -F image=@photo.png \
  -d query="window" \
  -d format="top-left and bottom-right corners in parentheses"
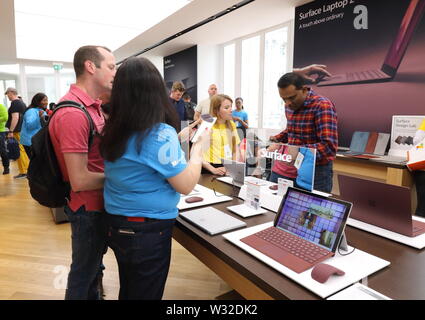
top-left (223, 44), bottom-right (235, 100)
top-left (241, 36), bottom-right (260, 128)
top-left (263, 27), bottom-right (289, 129)
top-left (25, 66), bottom-right (56, 104)
top-left (221, 23), bottom-right (292, 130)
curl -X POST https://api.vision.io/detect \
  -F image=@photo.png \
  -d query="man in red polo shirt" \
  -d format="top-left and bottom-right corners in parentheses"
top-left (49, 45), bottom-right (116, 300)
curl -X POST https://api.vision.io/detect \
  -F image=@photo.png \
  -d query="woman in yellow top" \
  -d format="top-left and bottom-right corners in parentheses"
top-left (202, 94), bottom-right (241, 175)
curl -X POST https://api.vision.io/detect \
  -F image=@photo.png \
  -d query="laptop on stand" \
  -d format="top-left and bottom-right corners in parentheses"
top-left (317, 0), bottom-right (425, 86)
top-left (241, 187), bottom-right (352, 273)
top-left (223, 160), bottom-right (245, 187)
top-left (338, 175), bottom-right (425, 237)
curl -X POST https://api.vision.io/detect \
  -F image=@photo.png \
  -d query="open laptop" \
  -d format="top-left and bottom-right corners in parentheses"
top-left (317, 0), bottom-right (425, 86)
top-left (223, 160), bottom-right (245, 187)
top-left (338, 175), bottom-right (425, 237)
top-left (240, 187), bottom-right (352, 273)
top-left (179, 207), bottom-right (247, 235)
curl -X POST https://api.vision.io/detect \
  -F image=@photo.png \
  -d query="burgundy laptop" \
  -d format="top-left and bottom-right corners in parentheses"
top-left (241, 187), bottom-right (352, 273)
top-left (338, 175), bottom-right (425, 237)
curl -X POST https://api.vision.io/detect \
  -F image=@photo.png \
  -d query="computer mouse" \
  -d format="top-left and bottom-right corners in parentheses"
top-left (311, 263), bottom-right (345, 284)
top-left (185, 196), bottom-right (204, 203)
top-left (269, 185), bottom-right (278, 191)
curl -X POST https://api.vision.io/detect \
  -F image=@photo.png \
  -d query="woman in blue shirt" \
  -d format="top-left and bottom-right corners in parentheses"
top-left (232, 97), bottom-right (248, 140)
top-left (20, 92), bottom-right (48, 158)
top-left (100, 57), bottom-right (209, 300)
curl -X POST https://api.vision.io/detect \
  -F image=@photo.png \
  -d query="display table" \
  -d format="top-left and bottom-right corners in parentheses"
top-left (172, 174), bottom-right (425, 300)
top-left (334, 154), bottom-right (412, 187)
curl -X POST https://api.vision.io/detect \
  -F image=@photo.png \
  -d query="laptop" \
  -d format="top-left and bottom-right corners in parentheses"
top-left (223, 160), bottom-right (245, 187)
top-left (179, 207), bottom-right (247, 235)
top-left (240, 187), bottom-right (352, 273)
top-left (317, 0), bottom-right (425, 86)
top-left (338, 175), bottom-right (425, 237)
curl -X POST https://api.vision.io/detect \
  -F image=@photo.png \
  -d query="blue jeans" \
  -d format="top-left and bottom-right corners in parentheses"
top-left (314, 162), bottom-right (333, 193)
top-left (64, 205), bottom-right (107, 300)
top-left (106, 214), bottom-right (175, 300)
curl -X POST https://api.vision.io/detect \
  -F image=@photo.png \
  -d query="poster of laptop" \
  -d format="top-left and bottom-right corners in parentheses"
top-left (317, 0), bottom-right (425, 86)
top-left (294, 0), bottom-right (425, 147)
top-left (245, 140), bottom-right (316, 192)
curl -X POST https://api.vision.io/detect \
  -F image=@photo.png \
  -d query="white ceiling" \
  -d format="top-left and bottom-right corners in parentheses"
top-left (115, 0), bottom-right (311, 61)
top-left (0, 0), bottom-right (312, 64)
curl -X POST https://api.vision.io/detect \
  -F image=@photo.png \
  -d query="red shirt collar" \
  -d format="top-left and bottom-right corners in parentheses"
top-left (69, 84), bottom-right (102, 110)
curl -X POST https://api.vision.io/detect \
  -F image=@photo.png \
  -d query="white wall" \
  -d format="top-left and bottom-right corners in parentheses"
top-left (197, 45), bottom-right (220, 102)
top-left (141, 54), bottom-right (165, 77)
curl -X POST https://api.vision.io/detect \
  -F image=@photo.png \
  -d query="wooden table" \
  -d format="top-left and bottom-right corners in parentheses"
top-left (334, 155), bottom-right (412, 187)
top-left (172, 175), bottom-right (425, 300)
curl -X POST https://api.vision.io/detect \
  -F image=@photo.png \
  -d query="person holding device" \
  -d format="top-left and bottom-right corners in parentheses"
top-left (202, 94), bottom-right (241, 176)
top-left (232, 97), bottom-right (249, 140)
top-left (100, 57), bottom-right (210, 300)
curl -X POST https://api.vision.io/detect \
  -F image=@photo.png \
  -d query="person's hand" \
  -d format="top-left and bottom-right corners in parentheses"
top-left (293, 64), bottom-right (332, 84)
top-left (178, 118), bottom-right (202, 142)
top-left (7, 132), bottom-right (13, 139)
top-left (39, 109), bottom-right (45, 117)
top-left (269, 135), bottom-right (278, 143)
top-left (211, 166), bottom-right (227, 176)
top-left (267, 143), bottom-right (281, 152)
top-left (233, 116), bottom-right (241, 122)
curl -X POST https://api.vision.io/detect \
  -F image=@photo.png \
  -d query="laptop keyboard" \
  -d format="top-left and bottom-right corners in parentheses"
top-left (254, 227), bottom-right (330, 264)
top-left (346, 70), bottom-right (388, 81)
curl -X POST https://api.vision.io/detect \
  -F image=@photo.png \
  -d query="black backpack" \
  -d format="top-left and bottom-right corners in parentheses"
top-left (27, 100), bottom-right (95, 208)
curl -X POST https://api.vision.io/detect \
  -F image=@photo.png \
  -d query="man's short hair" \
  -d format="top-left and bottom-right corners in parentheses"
top-left (73, 45), bottom-right (111, 78)
top-left (171, 81), bottom-right (185, 92)
top-left (4, 87), bottom-right (17, 95)
top-left (277, 72), bottom-right (306, 90)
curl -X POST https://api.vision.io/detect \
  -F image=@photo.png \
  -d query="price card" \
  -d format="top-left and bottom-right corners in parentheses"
top-left (245, 181), bottom-right (261, 210)
top-left (294, 152), bottom-right (304, 170)
top-left (278, 178), bottom-right (293, 197)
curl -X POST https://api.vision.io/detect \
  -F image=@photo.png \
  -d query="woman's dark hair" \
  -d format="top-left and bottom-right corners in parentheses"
top-left (235, 97), bottom-right (244, 109)
top-left (29, 93), bottom-right (47, 108)
top-left (101, 57), bottom-right (179, 162)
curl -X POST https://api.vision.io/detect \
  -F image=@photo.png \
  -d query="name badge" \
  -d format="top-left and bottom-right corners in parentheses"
top-left (224, 144), bottom-right (232, 159)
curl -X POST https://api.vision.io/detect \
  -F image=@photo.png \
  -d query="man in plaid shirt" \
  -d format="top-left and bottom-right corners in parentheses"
top-left (270, 72), bottom-right (338, 193)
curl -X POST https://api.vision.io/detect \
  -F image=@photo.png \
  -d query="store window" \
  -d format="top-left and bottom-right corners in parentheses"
top-left (221, 23), bottom-right (292, 129)
top-left (223, 43), bottom-right (235, 100)
top-left (241, 35), bottom-right (260, 128)
top-left (25, 66), bottom-right (56, 104)
top-left (262, 27), bottom-right (288, 129)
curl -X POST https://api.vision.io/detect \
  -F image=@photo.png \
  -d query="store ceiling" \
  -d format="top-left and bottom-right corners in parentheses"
top-left (0, 0), bottom-right (312, 64)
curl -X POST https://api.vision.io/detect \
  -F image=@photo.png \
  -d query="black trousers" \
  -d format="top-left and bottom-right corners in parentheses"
top-left (0, 132), bottom-right (9, 169)
top-left (413, 170), bottom-right (425, 217)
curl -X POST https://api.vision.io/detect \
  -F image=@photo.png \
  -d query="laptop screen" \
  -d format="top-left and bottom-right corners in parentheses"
top-left (275, 188), bottom-right (351, 252)
top-left (383, 0), bottom-right (425, 75)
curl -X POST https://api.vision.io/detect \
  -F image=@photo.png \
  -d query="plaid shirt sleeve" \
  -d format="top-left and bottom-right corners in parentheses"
top-left (304, 101), bottom-right (338, 164)
top-left (273, 129), bottom-right (288, 143)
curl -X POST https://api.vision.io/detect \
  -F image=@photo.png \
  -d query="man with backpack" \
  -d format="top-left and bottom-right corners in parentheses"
top-left (48, 45), bottom-right (116, 300)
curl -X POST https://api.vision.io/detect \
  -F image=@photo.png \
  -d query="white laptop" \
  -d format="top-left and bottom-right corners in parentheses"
top-left (179, 207), bottom-right (247, 235)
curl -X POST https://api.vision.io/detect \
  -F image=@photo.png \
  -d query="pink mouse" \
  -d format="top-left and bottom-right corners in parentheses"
top-left (311, 263), bottom-right (345, 283)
